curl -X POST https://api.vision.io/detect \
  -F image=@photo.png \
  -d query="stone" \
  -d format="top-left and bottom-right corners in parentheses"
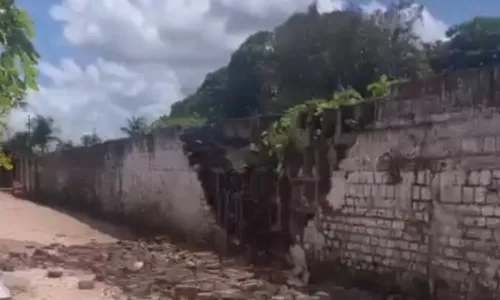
top-left (127, 261), bottom-right (144, 272)
top-left (0, 261), bottom-right (14, 272)
top-left (196, 292), bottom-right (217, 300)
top-left (295, 294), bottom-right (311, 300)
top-left (215, 289), bottom-right (245, 300)
top-left (94, 273), bottom-right (105, 282)
top-left (46, 269), bottom-right (63, 278)
top-left (386, 295), bottom-right (403, 300)
top-left (32, 248), bottom-right (49, 257)
top-left (174, 284), bottom-right (199, 300)
top-left (186, 260), bottom-right (196, 269)
top-left (314, 291), bottom-right (331, 300)
top-left (0, 280), bottom-right (11, 300)
top-left (78, 280), bottom-right (95, 290)
top-left (239, 280), bottom-right (262, 292)
top-left (7, 251), bottom-right (23, 259)
top-left (204, 261), bottom-right (220, 270)
top-left (253, 291), bottom-right (269, 300)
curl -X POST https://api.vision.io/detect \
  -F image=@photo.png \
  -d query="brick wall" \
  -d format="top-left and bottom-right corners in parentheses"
top-left (302, 65), bottom-right (500, 299)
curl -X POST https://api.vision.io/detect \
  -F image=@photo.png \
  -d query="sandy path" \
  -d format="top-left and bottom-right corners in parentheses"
top-left (0, 192), bottom-right (131, 299)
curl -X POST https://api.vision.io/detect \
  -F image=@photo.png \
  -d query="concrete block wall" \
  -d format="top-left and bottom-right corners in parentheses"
top-left (22, 129), bottom-right (216, 240)
top-left (301, 66), bottom-right (500, 298)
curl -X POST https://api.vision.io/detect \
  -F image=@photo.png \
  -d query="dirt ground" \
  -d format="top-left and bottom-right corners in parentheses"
top-left (0, 192), bottom-right (129, 299)
top-left (0, 192), bottom-right (379, 300)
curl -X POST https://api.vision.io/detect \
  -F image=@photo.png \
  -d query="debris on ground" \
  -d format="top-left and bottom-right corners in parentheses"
top-left (0, 237), bottom-right (379, 300)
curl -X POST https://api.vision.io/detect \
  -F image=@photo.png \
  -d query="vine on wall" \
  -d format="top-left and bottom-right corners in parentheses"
top-left (261, 75), bottom-right (395, 160)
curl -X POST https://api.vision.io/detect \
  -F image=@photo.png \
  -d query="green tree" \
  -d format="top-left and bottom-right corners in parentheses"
top-left (4, 131), bottom-right (33, 154)
top-left (161, 0), bottom-right (429, 122)
top-left (30, 115), bottom-right (59, 153)
top-left (427, 17), bottom-right (500, 71)
top-left (169, 68), bottom-right (228, 120)
top-left (0, 0), bottom-right (40, 168)
top-left (56, 139), bottom-right (74, 150)
top-left (80, 133), bottom-right (101, 147)
top-left (120, 116), bottom-right (148, 137)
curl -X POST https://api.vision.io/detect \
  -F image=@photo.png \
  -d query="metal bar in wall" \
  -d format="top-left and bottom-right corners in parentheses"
top-left (215, 172), bottom-right (221, 225)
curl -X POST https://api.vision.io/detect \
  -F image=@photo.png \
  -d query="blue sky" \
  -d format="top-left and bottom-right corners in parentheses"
top-left (9, 0), bottom-right (499, 141)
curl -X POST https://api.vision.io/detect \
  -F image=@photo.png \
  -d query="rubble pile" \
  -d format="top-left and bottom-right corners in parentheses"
top-left (0, 238), bottom-right (368, 300)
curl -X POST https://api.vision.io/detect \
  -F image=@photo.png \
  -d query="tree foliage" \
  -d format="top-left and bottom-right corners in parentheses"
top-left (150, 114), bottom-right (206, 130)
top-left (426, 17), bottom-right (500, 71)
top-left (120, 116), bottom-right (148, 137)
top-left (165, 0), bottom-right (431, 123)
top-left (30, 115), bottom-right (59, 153)
top-left (56, 139), bottom-right (74, 150)
top-left (0, 0), bottom-right (39, 168)
top-left (80, 133), bottom-right (101, 147)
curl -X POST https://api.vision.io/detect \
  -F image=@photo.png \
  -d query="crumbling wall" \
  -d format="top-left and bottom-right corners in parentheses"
top-left (302, 65), bottom-right (500, 299)
top-left (19, 117), bottom-right (280, 249)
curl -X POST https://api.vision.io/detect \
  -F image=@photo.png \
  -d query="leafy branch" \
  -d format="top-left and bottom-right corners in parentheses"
top-left (261, 75), bottom-right (394, 159)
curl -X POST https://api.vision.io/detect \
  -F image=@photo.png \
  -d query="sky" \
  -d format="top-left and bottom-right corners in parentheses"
top-left (7, 0), bottom-right (497, 141)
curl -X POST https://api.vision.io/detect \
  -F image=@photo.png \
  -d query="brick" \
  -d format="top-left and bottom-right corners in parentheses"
top-left (482, 206), bottom-right (495, 216)
top-left (486, 192), bottom-right (500, 204)
top-left (412, 186), bottom-right (420, 200)
top-left (417, 171), bottom-right (426, 185)
top-left (420, 186), bottom-right (431, 201)
top-left (466, 228), bottom-right (492, 240)
top-left (409, 243), bottom-right (419, 251)
top-left (484, 136), bottom-right (496, 152)
top-left (371, 185), bottom-right (380, 198)
top-left (378, 185), bottom-right (386, 198)
top-left (385, 185), bottom-right (395, 198)
top-left (468, 171), bottom-right (480, 186)
top-left (486, 217), bottom-right (500, 227)
top-left (363, 185), bottom-right (371, 197)
top-left (462, 187), bottom-right (474, 203)
top-left (480, 170), bottom-right (492, 186)
top-left (474, 187), bottom-right (486, 204)
top-left (449, 237), bottom-right (465, 247)
top-left (365, 172), bottom-right (374, 184)
top-left (444, 259), bottom-right (460, 270)
top-left (453, 171), bottom-right (467, 185)
top-left (354, 185), bottom-right (364, 197)
top-left (348, 171), bottom-right (359, 183)
top-left (391, 221), bottom-right (404, 230)
top-left (441, 186), bottom-right (462, 203)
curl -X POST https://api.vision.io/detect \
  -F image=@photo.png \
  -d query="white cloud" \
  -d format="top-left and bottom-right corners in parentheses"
top-left (9, 58), bottom-right (182, 140)
top-left (361, 1), bottom-right (447, 42)
top-left (8, 0), bottom-right (448, 142)
top-left (413, 7), bottom-right (448, 42)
